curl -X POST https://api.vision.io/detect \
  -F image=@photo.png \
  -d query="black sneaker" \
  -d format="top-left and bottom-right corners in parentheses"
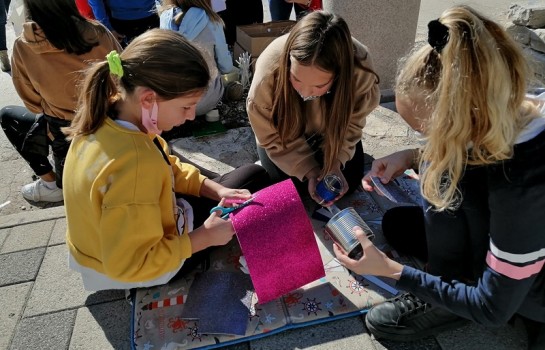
top-left (365, 293), bottom-right (468, 341)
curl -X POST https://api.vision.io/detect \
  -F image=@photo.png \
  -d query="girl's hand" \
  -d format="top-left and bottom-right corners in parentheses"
top-left (305, 166), bottom-right (322, 204)
top-left (217, 188), bottom-right (252, 204)
top-left (333, 226), bottom-right (403, 279)
top-left (361, 149), bottom-right (417, 192)
top-left (200, 179), bottom-right (251, 202)
top-left (312, 161), bottom-right (348, 207)
top-left (203, 207), bottom-right (236, 246)
top-left (190, 199), bottom-right (236, 253)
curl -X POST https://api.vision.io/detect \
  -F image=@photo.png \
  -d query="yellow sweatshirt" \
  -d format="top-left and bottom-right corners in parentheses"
top-left (247, 34), bottom-right (380, 180)
top-left (64, 119), bottom-right (206, 287)
top-left (11, 21), bottom-right (120, 120)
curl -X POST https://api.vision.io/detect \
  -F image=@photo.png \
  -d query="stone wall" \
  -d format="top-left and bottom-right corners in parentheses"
top-left (322, 0), bottom-right (421, 92)
top-left (506, 3), bottom-right (545, 85)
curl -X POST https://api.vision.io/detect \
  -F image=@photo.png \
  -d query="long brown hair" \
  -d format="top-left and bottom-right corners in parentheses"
top-left (64, 29), bottom-right (209, 139)
top-left (24, 0), bottom-right (103, 54)
top-left (272, 11), bottom-right (378, 176)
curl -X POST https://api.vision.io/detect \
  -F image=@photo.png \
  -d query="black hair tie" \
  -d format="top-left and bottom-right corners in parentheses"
top-left (428, 19), bottom-right (449, 53)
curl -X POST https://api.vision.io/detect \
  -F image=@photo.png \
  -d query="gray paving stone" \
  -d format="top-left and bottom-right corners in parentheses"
top-left (223, 343), bottom-right (250, 350)
top-left (250, 316), bottom-right (376, 350)
top-left (0, 220), bottom-right (54, 253)
top-left (70, 300), bottom-right (131, 350)
top-left (170, 127), bottom-right (258, 174)
top-left (24, 245), bottom-right (124, 317)
top-left (0, 282), bottom-right (32, 349)
top-left (0, 226), bottom-right (9, 248)
top-left (372, 337), bottom-right (440, 350)
top-left (9, 309), bottom-right (76, 350)
top-left (0, 248), bottom-right (44, 286)
top-left (0, 205), bottom-right (65, 229)
top-left (436, 322), bottom-right (527, 350)
top-left (49, 218), bottom-right (67, 246)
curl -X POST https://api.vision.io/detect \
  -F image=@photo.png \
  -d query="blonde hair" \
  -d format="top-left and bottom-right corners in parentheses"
top-left (396, 6), bottom-right (536, 211)
top-left (272, 11), bottom-right (378, 176)
top-left (64, 29), bottom-right (209, 138)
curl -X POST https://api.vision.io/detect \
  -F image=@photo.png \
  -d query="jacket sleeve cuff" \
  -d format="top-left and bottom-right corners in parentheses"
top-left (178, 233), bottom-right (193, 259)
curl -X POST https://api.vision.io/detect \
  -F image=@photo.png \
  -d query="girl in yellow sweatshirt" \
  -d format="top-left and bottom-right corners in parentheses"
top-left (63, 29), bottom-right (268, 291)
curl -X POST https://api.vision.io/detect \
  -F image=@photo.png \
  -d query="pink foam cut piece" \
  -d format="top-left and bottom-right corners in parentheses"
top-left (231, 179), bottom-right (325, 304)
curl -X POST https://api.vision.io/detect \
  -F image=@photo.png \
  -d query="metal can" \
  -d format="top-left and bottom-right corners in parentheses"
top-left (316, 174), bottom-right (343, 202)
top-left (325, 207), bottom-right (375, 259)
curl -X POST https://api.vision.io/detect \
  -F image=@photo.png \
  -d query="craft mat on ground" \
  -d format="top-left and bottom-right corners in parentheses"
top-left (131, 173), bottom-right (422, 350)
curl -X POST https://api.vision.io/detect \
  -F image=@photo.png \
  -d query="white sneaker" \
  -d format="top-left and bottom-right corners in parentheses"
top-left (21, 179), bottom-right (64, 202)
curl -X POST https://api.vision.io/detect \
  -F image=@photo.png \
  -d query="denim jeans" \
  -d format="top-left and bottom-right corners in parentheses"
top-left (0, 0), bottom-right (11, 50)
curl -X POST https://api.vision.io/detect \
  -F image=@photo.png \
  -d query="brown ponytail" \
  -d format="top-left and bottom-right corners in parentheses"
top-left (63, 29), bottom-right (210, 139)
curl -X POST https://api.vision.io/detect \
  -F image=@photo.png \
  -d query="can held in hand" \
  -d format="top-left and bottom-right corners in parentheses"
top-left (325, 207), bottom-right (374, 259)
top-left (316, 174), bottom-right (343, 202)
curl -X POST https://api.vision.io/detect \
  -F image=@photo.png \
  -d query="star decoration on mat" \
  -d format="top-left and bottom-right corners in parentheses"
top-left (264, 314), bottom-right (276, 324)
top-left (143, 341), bottom-right (154, 350)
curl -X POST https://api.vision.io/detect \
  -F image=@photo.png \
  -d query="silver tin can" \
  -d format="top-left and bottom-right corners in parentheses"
top-left (325, 207), bottom-right (374, 259)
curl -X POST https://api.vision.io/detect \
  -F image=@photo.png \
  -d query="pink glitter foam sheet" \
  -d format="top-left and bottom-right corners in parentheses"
top-left (231, 179), bottom-right (325, 304)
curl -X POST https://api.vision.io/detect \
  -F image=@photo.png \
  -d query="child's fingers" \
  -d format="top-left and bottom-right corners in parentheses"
top-left (210, 198), bottom-right (226, 216)
top-left (353, 226), bottom-right (374, 250)
top-left (333, 243), bottom-right (352, 265)
top-left (332, 242), bottom-right (348, 256)
top-left (361, 176), bottom-right (374, 192)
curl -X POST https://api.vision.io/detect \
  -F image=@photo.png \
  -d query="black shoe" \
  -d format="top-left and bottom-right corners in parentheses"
top-left (365, 293), bottom-right (468, 341)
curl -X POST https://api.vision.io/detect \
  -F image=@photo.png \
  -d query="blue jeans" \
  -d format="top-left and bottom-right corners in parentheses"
top-left (269, 0), bottom-right (304, 21)
top-left (0, 0), bottom-right (10, 50)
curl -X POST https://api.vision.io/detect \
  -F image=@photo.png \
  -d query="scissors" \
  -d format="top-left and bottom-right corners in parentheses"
top-left (210, 196), bottom-right (256, 219)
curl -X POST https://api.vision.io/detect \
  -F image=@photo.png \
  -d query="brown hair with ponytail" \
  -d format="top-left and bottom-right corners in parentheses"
top-left (64, 29), bottom-right (210, 139)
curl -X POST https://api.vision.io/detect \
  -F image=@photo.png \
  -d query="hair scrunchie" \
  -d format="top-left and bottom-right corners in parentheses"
top-left (106, 50), bottom-right (124, 77)
top-left (427, 19), bottom-right (449, 53)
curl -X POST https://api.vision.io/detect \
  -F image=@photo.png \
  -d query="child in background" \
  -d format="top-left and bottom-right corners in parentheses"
top-left (335, 6), bottom-right (545, 349)
top-left (88, 0), bottom-right (159, 45)
top-left (75, 0), bottom-right (95, 19)
top-left (63, 29), bottom-right (268, 291)
top-left (269, 0), bottom-right (322, 21)
top-left (159, 0), bottom-right (235, 115)
top-left (0, 0), bottom-right (120, 202)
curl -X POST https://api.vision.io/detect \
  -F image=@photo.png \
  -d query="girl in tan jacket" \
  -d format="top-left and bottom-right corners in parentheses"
top-left (0, 0), bottom-right (120, 202)
top-left (247, 11), bottom-right (380, 205)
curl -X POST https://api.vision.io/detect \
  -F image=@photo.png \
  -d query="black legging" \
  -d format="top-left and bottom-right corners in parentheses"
top-left (218, 0), bottom-right (263, 46)
top-left (0, 105), bottom-right (70, 188)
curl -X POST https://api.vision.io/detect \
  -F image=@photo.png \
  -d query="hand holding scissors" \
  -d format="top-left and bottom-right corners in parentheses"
top-left (210, 196), bottom-right (256, 219)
